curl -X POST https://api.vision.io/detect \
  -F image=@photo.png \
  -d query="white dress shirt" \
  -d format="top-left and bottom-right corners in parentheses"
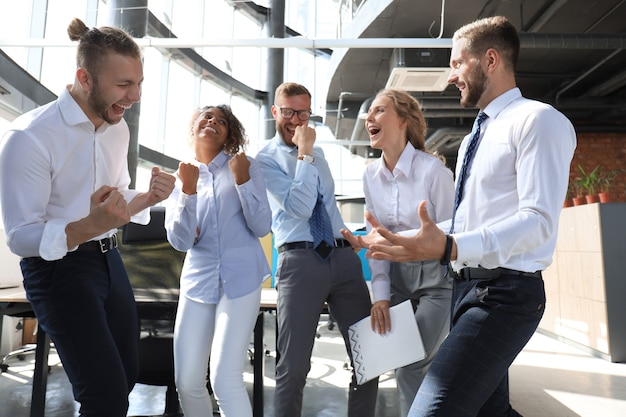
top-left (364, 143), bottom-right (454, 301)
top-left (164, 152), bottom-right (271, 303)
top-left (0, 87), bottom-right (148, 261)
top-left (450, 88), bottom-right (577, 272)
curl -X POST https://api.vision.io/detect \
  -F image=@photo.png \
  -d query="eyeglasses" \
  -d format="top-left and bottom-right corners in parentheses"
top-left (274, 105), bottom-right (312, 121)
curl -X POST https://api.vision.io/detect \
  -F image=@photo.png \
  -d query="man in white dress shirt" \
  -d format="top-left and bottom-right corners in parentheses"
top-left (343, 16), bottom-right (576, 417)
top-left (0, 18), bottom-right (174, 417)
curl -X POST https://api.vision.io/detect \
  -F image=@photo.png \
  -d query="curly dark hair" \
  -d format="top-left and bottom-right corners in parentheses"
top-left (189, 105), bottom-right (247, 155)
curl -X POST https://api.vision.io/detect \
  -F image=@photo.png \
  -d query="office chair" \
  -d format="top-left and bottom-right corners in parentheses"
top-left (122, 206), bottom-right (218, 416)
top-left (0, 317), bottom-right (54, 374)
top-left (121, 206), bottom-right (184, 417)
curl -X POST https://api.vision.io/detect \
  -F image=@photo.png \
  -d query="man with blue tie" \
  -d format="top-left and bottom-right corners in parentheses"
top-left (342, 16), bottom-right (576, 417)
top-left (256, 82), bottom-right (378, 417)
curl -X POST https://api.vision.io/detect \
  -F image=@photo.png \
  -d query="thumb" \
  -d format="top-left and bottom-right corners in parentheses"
top-left (151, 166), bottom-right (160, 177)
top-left (364, 210), bottom-right (382, 229)
top-left (417, 200), bottom-right (434, 227)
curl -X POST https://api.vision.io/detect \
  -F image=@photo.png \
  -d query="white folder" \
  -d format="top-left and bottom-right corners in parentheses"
top-left (348, 299), bottom-right (425, 385)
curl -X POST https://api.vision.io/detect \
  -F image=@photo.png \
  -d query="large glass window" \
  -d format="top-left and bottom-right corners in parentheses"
top-left (0, 1), bottom-right (33, 69)
top-left (0, 0), bottom-right (364, 199)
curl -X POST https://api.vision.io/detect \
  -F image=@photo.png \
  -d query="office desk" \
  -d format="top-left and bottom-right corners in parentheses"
top-left (0, 285), bottom-right (278, 417)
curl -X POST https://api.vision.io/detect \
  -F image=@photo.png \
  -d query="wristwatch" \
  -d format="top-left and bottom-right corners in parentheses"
top-left (298, 154), bottom-right (315, 164)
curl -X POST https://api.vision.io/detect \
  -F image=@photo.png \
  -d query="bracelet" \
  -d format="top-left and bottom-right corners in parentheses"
top-left (440, 235), bottom-right (453, 265)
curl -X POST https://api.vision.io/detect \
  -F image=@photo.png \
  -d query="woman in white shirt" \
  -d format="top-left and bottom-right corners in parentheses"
top-left (164, 105), bottom-right (272, 417)
top-left (364, 89), bottom-right (454, 416)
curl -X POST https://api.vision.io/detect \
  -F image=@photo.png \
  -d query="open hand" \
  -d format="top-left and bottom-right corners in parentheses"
top-left (368, 201), bottom-right (447, 263)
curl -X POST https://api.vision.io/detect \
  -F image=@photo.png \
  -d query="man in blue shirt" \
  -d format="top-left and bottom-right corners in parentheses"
top-left (256, 82), bottom-right (378, 417)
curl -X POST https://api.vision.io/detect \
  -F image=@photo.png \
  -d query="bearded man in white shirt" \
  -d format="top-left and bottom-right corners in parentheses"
top-left (342, 15), bottom-right (576, 417)
top-left (0, 18), bottom-right (175, 417)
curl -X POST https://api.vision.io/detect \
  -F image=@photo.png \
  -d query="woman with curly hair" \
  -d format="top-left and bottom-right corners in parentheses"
top-left (164, 105), bottom-right (272, 416)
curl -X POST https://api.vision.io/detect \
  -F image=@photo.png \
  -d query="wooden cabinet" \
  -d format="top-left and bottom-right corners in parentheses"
top-left (540, 202), bottom-right (626, 362)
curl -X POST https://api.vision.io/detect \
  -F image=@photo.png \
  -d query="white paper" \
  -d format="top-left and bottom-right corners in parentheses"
top-left (348, 300), bottom-right (425, 385)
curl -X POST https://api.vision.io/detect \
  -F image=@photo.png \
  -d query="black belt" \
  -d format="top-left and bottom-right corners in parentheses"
top-left (76, 235), bottom-right (118, 253)
top-left (278, 239), bottom-right (352, 253)
top-left (449, 267), bottom-right (542, 280)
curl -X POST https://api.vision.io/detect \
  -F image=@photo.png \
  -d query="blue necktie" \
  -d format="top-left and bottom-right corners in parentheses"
top-left (449, 111), bottom-right (488, 234)
top-left (309, 193), bottom-right (335, 260)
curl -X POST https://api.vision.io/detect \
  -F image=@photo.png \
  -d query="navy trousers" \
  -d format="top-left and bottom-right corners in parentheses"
top-left (21, 247), bottom-right (138, 417)
top-left (408, 273), bottom-right (545, 417)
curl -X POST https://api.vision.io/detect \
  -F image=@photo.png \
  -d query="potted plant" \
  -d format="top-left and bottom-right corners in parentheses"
top-left (597, 168), bottom-right (620, 203)
top-left (578, 164), bottom-right (600, 204)
top-left (571, 177), bottom-right (586, 206)
top-left (563, 183), bottom-right (573, 208)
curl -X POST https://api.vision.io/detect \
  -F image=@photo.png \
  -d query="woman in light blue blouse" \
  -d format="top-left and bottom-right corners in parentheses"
top-left (164, 105), bottom-right (271, 417)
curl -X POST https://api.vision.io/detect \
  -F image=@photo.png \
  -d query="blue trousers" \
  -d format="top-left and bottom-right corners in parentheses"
top-left (408, 274), bottom-right (545, 417)
top-left (21, 248), bottom-right (138, 417)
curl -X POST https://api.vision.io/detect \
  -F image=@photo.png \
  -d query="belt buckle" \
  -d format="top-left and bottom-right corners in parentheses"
top-left (99, 238), bottom-right (109, 253)
top-left (99, 235), bottom-right (118, 253)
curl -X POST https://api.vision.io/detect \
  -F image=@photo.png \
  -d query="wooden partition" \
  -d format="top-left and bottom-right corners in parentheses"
top-left (540, 202), bottom-right (626, 362)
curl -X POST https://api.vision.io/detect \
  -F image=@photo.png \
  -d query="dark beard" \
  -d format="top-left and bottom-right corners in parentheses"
top-left (461, 65), bottom-right (487, 109)
top-left (88, 79), bottom-right (118, 125)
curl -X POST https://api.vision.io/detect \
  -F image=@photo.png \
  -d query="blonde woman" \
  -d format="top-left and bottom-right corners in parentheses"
top-left (363, 89), bottom-right (454, 416)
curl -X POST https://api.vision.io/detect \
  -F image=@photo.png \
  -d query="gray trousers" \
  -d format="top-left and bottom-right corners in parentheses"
top-left (390, 260), bottom-right (452, 417)
top-left (273, 246), bottom-right (378, 417)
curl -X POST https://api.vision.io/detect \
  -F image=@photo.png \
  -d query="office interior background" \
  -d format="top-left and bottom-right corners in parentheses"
top-left (2, 1), bottom-right (626, 416)
top-left (1, 0), bottom-right (626, 201)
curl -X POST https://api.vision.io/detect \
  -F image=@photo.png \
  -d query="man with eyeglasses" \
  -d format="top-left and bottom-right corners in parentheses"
top-left (256, 82), bottom-right (378, 417)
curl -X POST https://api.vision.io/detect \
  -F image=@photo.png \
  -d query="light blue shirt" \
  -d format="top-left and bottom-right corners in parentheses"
top-left (164, 151), bottom-right (272, 303)
top-left (256, 134), bottom-right (347, 248)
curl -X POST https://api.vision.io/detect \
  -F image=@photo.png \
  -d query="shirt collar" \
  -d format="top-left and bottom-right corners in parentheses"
top-left (194, 150), bottom-right (229, 174)
top-left (375, 141), bottom-right (414, 179)
top-left (273, 133), bottom-right (298, 155)
top-left (58, 86), bottom-right (109, 131)
top-left (483, 87), bottom-right (522, 120)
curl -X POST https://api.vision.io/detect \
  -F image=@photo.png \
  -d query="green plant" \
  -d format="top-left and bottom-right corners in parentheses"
top-left (597, 168), bottom-right (621, 193)
top-left (578, 164), bottom-right (600, 196)
top-left (571, 177), bottom-right (585, 198)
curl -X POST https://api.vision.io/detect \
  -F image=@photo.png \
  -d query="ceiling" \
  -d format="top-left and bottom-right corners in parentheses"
top-left (325, 0), bottom-right (626, 161)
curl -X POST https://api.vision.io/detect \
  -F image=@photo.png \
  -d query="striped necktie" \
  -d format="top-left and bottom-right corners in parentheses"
top-left (449, 111), bottom-right (488, 234)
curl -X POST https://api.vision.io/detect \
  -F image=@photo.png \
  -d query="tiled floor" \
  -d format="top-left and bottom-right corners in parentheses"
top-left (1, 312), bottom-right (625, 417)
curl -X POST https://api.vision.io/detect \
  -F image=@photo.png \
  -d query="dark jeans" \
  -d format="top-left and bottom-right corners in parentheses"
top-left (408, 274), bottom-right (545, 417)
top-left (21, 248), bottom-right (138, 417)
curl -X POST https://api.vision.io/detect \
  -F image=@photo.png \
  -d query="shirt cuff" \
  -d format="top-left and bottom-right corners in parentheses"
top-left (39, 219), bottom-right (70, 261)
top-left (451, 230), bottom-right (483, 270)
top-left (130, 207), bottom-right (151, 226)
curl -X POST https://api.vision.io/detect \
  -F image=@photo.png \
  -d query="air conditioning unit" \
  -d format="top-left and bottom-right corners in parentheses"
top-left (386, 48), bottom-right (451, 92)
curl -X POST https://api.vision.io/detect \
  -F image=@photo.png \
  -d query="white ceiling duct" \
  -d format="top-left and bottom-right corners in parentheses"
top-left (386, 48), bottom-right (451, 92)
top-left (385, 67), bottom-right (451, 92)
